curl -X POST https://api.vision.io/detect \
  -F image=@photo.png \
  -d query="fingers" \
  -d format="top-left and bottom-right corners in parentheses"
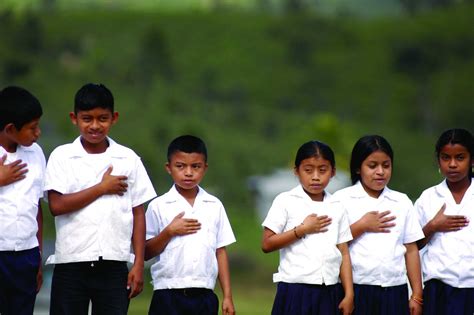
top-left (174, 211), bottom-right (185, 219)
top-left (438, 203), bottom-right (446, 213)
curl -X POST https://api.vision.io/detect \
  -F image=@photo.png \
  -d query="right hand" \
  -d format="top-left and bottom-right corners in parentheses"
top-left (431, 203), bottom-right (469, 232)
top-left (168, 212), bottom-right (201, 236)
top-left (0, 154), bottom-right (28, 186)
top-left (361, 210), bottom-right (396, 233)
top-left (300, 213), bottom-right (332, 235)
top-left (99, 166), bottom-right (128, 196)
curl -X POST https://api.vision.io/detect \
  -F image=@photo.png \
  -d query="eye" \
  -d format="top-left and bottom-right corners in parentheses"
top-left (456, 155), bottom-right (466, 161)
top-left (319, 168), bottom-right (327, 173)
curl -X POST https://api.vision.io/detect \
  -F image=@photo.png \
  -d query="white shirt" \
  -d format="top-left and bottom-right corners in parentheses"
top-left (415, 179), bottom-right (474, 288)
top-left (0, 143), bottom-right (45, 251)
top-left (146, 185), bottom-right (236, 290)
top-left (262, 185), bottom-right (352, 285)
top-left (44, 137), bottom-right (157, 264)
top-left (332, 181), bottom-right (424, 287)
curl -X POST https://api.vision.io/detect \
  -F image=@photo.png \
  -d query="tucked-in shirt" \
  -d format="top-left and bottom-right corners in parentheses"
top-left (415, 179), bottom-right (474, 288)
top-left (262, 185), bottom-right (352, 285)
top-left (332, 181), bottom-right (424, 287)
top-left (0, 143), bottom-right (45, 251)
top-left (44, 137), bottom-right (157, 264)
top-left (146, 185), bottom-right (236, 290)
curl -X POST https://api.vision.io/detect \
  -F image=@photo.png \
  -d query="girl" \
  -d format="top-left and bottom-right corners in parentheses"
top-left (332, 135), bottom-right (423, 315)
top-left (415, 128), bottom-right (474, 315)
top-left (261, 140), bottom-right (354, 315)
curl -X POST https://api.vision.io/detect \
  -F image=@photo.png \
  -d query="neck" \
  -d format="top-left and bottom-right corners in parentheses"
top-left (176, 185), bottom-right (199, 206)
top-left (0, 133), bottom-right (18, 153)
top-left (446, 176), bottom-right (471, 193)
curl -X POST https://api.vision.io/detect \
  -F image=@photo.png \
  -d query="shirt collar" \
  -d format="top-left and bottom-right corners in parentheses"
top-left (351, 180), bottom-right (398, 201)
top-left (0, 143), bottom-right (36, 154)
top-left (69, 136), bottom-right (127, 158)
top-left (435, 178), bottom-right (474, 197)
top-left (288, 184), bottom-right (331, 202)
top-left (163, 184), bottom-right (216, 204)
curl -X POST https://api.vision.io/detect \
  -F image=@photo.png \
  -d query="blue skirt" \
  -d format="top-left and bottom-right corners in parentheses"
top-left (423, 279), bottom-right (474, 315)
top-left (271, 282), bottom-right (343, 315)
top-left (353, 283), bottom-right (409, 315)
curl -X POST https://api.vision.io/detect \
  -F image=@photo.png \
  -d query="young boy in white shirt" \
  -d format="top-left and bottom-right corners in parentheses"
top-left (145, 135), bottom-right (236, 315)
top-left (0, 86), bottom-right (45, 315)
top-left (44, 83), bottom-right (157, 315)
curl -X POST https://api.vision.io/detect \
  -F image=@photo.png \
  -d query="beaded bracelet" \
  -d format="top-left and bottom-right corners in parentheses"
top-left (293, 226), bottom-right (303, 239)
top-left (410, 294), bottom-right (423, 306)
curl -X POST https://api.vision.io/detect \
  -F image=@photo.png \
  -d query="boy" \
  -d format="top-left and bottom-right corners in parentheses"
top-left (44, 83), bottom-right (157, 315)
top-left (145, 135), bottom-right (236, 315)
top-left (0, 86), bottom-right (45, 315)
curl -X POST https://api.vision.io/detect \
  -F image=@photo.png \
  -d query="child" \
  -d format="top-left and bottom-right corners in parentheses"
top-left (332, 135), bottom-right (424, 315)
top-left (0, 86), bottom-right (45, 315)
top-left (44, 83), bottom-right (157, 315)
top-left (261, 140), bottom-right (354, 315)
top-left (415, 128), bottom-right (473, 315)
top-left (145, 135), bottom-right (236, 315)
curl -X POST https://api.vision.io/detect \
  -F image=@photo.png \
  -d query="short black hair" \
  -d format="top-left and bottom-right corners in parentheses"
top-left (74, 83), bottom-right (114, 114)
top-left (350, 135), bottom-right (394, 184)
top-left (0, 86), bottom-right (42, 130)
top-left (436, 128), bottom-right (473, 178)
top-left (294, 140), bottom-right (336, 169)
top-left (167, 135), bottom-right (207, 162)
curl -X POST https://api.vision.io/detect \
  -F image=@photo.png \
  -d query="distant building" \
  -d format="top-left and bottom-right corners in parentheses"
top-left (248, 169), bottom-right (351, 220)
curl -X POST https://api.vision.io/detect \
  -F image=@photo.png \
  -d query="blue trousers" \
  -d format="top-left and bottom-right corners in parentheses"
top-left (50, 259), bottom-right (129, 315)
top-left (0, 247), bottom-right (41, 315)
top-left (271, 282), bottom-right (343, 315)
top-left (353, 283), bottom-right (409, 315)
top-left (423, 279), bottom-right (474, 315)
top-left (148, 288), bottom-right (219, 315)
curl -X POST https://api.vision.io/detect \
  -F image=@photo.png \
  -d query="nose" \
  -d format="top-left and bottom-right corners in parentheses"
top-left (35, 127), bottom-right (41, 138)
top-left (448, 158), bottom-right (457, 168)
top-left (184, 166), bottom-right (193, 176)
top-left (375, 165), bottom-right (384, 175)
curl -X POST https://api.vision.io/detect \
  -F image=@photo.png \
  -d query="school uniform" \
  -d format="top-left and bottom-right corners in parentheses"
top-left (332, 181), bottom-right (424, 315)
top-left (0, 143), bottom-right (45, 315)
top-left (44, 136), bottom-right (157, 315)
top-left (415, 179), bottom-right (474, 315)
top-left (262, 185), bottom-right (352, 315)
top-left (146, 185), bottom-right (236, 315)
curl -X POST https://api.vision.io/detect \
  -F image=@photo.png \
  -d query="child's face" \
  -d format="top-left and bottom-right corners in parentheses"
top-left (70, 107), bottom-right (118, 153)
top-left (358, 150), bottom-right (392, 198)
top-left (6, 118), bottom-right (41, 149)
top-left (438, 143), bottom-right (472, 184)
top-left (166, 151), bottom-right (208, 193)
top-left (295, 156), bottom-right (335, 201)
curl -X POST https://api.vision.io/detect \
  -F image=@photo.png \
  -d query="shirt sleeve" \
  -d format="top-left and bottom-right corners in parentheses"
top-left (403, 199), bottom-right (424, 244)
top-left (337, 206), bottom-right (353, 244)
top-left (43, 148), bottom-right (69, 196)
top-left (130, 157), bottom-right (157, 208)
top-left (216, 202), bottom-right (236, 248)
top-left (145, 201), bottom-right (161, 241)
top-left (261, 194), bottom-right (287, 234)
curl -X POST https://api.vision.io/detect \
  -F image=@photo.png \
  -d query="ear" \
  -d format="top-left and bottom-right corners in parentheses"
top-left (3, 123), bottom-right (17, 134)
top-left (293, 167), bottom-right (299, 176)
top-left (165, 162), bottom-right (171, 174)
top-left (69, 112), bottom-right (77, 125)
top-left (111, 112), bottom-right (119, 125)
top-left (331, 167), bottom-right (336, 178)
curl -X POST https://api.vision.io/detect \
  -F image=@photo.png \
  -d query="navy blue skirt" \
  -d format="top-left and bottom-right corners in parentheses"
top-left (148, 288), bottom-right (218, 315)
top-left (423, 279), bottom-right (474, 315)
top-left (271, 282), bottom-right (343, 315)
top-left (353, 283), bottom-right (409, 315)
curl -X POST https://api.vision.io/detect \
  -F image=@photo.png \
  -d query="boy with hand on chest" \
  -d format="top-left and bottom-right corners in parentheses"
top-left (0, 86), bottom-right (45, 315)
top-left (145, 135), bottom-right (236, 315)
top-left (44, 83), bottom-right (157, 315)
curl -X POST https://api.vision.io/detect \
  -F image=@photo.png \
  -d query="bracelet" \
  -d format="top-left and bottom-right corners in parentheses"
top-left (293, 226), bottom-right (303, 239)
top-left (410, 294), bottom-right (423, 306)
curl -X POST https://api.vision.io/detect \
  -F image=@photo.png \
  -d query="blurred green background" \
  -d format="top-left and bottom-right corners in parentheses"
top-left (1, 0), bottom-right (473, 314)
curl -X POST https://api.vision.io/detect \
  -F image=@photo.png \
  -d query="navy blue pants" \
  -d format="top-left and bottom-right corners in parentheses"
top-left (50, 259), bottom-right (129, 315)
top-left (271, 282), bottom-right (343, 315)
top-left (148, 288), bottom-right (219, 315)
top-left (423, 279), bottom-right (474, 315)
top-left (353, 283), bottom-right (409, 315)
top-left (0, 247), bottom-right (41, 315)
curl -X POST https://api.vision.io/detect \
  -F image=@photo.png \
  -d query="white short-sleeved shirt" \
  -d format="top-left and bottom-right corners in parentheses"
top-left (44, 137), bottom-right (157, 264)
top-left (415, 179), bottom-right (474, 288)
top-left (261, 185), bottom-right (352, 285)
top-left (0, 143), bottom-right (45, 251)
top-left (332, 181), bottom-right (424, 287)
top-left (146, 185), bottom-right (236, 290)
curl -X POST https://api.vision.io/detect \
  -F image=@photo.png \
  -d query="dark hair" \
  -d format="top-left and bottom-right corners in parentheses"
top-left (74, 83), bottom-right (114, 114)
top-left (350, 135), bottom-right (394, 184)
top-left (167, 135), bottom-right (208, 162)
top-left (294, 140), bottom-right (336, 169)
top-left (0, 86), bottom-right (42, 130)
top-left (435, 128), bottom-right (473, 178)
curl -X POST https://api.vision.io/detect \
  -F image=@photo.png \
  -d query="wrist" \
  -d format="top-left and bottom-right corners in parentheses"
top-left (294, 224), bottom-right (304, 239)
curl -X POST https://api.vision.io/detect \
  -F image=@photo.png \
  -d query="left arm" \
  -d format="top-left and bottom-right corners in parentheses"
top-left (217, 247), bottom-right (235, 315)
top-left (128, 204), bottom-right (145, 299)
top-left (336, 242), bottom-right (354, 315)
top-left (36, 201), bottom-right (43, 292)
top-left (405, 242), bottom-right (423, 315)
